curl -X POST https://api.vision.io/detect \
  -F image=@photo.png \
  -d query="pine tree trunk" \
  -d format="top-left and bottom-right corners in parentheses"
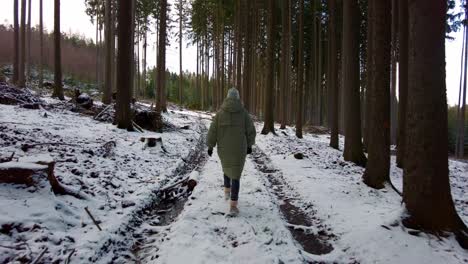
top-left (363, 0), bottom-right (391, 189)
top-left (396, 0), bottom-right (408, 168)
top-left (13, 0), bottom-right (19, 84)
top-left (328, 0), bottom-right (339, 149)
top-left (143, 28), bottom-right (147, 98)
top-left (115, 0), bottom-right (134, 130)
top-left (242, 0), bottom-right (252, 111)
top-left (52, 0), bottom-right (64, 99)
top-left (102, 0), bottom-right (112, 104)
top-left (403, 0), bottom-right (465, 236)
top-left (261, 0), bottom-right (275, 135)
top-left (38, 0), bottom-right (44, 88)
top-left (156, 0), bottom-right (168, 113)
top-left (18, 0), bottom-right (26, 88)
top-left (295, 0), bottom-right (304, 138)
top-left (390, 0), bottom-right (398, 145)
top-left (342, 0), bottom-right (366, 166)
top-left (235, 0), bottom-right (242, 93)
top-left (281, 0), bottom-right (292, 129)
top-left (457, 5), bottom-right (468, 158)
top-left (363, 0), bottom-right (374, 150)
top-left (279, 0), bottom-right (289, 129)
top-left (179, 0), bottom-right (183, 105)
top-left (26, 0), bottom-right (31, 82)
top-left (95, 10), bottom-right (99, 86)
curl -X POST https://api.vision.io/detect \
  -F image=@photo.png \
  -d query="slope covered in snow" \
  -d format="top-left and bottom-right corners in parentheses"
top-left (0, 98), bottom-right (204, 263)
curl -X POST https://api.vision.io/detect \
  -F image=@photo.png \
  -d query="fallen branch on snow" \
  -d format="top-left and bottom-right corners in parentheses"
top-left (84, 207), bottom-right (102, 231)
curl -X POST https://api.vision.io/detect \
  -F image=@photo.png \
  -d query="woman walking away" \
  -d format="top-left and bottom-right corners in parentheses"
top-left (207, 87), bottom-right (256, 216)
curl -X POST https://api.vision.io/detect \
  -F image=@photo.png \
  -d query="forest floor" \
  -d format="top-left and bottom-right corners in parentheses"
top-left (0, 84), bottom-right (467, 263)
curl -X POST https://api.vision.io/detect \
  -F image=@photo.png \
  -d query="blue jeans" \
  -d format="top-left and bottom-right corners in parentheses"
top-left (224, 174), bottom-right (240, 201)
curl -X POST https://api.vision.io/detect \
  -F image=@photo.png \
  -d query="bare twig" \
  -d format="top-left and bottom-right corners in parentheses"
top-left (65, 248), bottom-right (75, 264)
top-left (132, 121), bottom-right (144, 133)
top-left (93, 104), bottom-right (113, 120)
top-left (31, 248), bottom-right (47, 264)
top-left (84, 207), bottom-right (102, 231)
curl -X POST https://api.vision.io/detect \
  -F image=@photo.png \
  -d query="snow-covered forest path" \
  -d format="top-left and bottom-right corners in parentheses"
top-left (0, 85), bottom-right (466, 264)
top-left (135, 147), bottom-right (332, 264)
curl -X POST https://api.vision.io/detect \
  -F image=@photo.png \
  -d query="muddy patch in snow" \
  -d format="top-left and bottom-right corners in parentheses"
top-left (251, 148), bottom-right (335, 255)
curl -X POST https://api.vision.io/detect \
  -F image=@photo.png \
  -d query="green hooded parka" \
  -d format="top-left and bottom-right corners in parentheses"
top-left (207, 97), bottom-right (256, 180)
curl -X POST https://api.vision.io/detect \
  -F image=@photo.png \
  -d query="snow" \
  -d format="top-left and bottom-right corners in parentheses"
top-left (139, 149), bottom-right (305, 263)
top-left (0, 161), bottom-right (48, 170)
top-left (255, 124), bottom-right (468, 264)
top-left (0, 101), bottom-right (204, 263)
top-left (0, 95), bottom-right (467, 264)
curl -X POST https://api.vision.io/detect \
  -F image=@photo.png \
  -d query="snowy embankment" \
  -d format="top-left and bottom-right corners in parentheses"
top-left (255, 124), bottom-right (468, 264)
top-left (0, 98), bottom-right (204, 263)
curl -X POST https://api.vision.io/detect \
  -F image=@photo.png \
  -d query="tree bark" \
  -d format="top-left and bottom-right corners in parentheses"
top-left (403, 0), bottom-right (466, 237)
top-left (39, 0), bottom-right (44, 88)
top-left (342, 0), bottom-right (366, 166)
top-left (52, 0), bottom-right (64, 100)
top-left (115, 0), bottom-right (134, 130)
top-left (179, 0), bottom-right (183, 105)
top-left (396, 0), bottom-right (408, 168)
top-left (280, 0), bottom-right (291, 129)
top-left (143, 27), bottom-right (147, 98)
top-left (13, 0), bottom-right (19, 84)
top-left (280, 0), bottom-right (290, 129)
top-left (26, 0), bottom-right (31, 82)
top-left (102, 0), bottom-right (112, 104)
top-left (363, 0), bottom-right (391, 189)
top-left (18, 0), bottom-right (26, 88)
top-left (261, 0), bottom-right (275, 135)
top-left (156, 0), bottom-right (168, 113)
top-left (295, 0), bottom-right (304, 138)
top-left (328, 0), bottom-right (339, 149)
top-left (390, 0), bottom-right (398, 145)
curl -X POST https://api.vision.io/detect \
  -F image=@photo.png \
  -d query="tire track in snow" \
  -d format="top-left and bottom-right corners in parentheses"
top-left (250, 146), bottom-right (336, 256)
top-left (137, 148), bottom-right (307, 263)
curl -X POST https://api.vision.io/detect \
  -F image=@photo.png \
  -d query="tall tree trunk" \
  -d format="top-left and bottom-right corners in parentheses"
top-left (26, 0), bottom-right (31, 82)
top-left (457, 5), bottom-right (468, 158)
top-left (328, 0), bottom-right (339, 149)
top-left (342, 0), bottom-right (366, 166)
top-left (363, 0), bottom-right (391, 189)
top-left (179, 0), bottom-right (183, 104)
top-left (52, 0), bottom-right (64, 99)
top-left (18, 0), bottom-right (26, 87)
top-left (396, 0), bottom-right (408, 168)
top-left (261, 0), bottom-right (275, 135)
top-left (295, 0), bottom-right (304, 138)
top-left (363, 0), bottom-right (374, 150)
top-left (403, 0), bottom-right (467, 241)
top-left (156, 0), bottom-right (168, 113)
top-left (235, 0), bottom-right (242, 93)
top-left (455, 28), bottom-right (466, 158)
top-left (279, 0), bottom-right (290, 129)
top-left (390, 0), bottom-right (398, 145)
top-left (115, 0), bottom-right (134, 130)
top-left (39, 0), bottom-right (44, 88)
top-left (95, 9), bottom-right (99, 87)
top-left (242, 0), bottom-right (252, 111)
top-left (102, 0), bottom-right (112, 104)
top-left (13, 0), bottom-right (19, 84)
top-left (142, 27), bottom-right (147, 98)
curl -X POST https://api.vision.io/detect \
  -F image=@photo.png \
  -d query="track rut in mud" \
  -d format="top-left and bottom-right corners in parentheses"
top-left (250, 147), bottom-right (335, 256)
top-left (89, 119), bottom-right (208, 263)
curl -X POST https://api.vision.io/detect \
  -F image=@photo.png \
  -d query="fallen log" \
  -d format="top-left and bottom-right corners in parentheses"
top-left (0, 162), bottom-right (48, 185)
top-left (21, 142), bottom-right (80, 152)
top-left (1, 156), bottom-right (87, 199)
